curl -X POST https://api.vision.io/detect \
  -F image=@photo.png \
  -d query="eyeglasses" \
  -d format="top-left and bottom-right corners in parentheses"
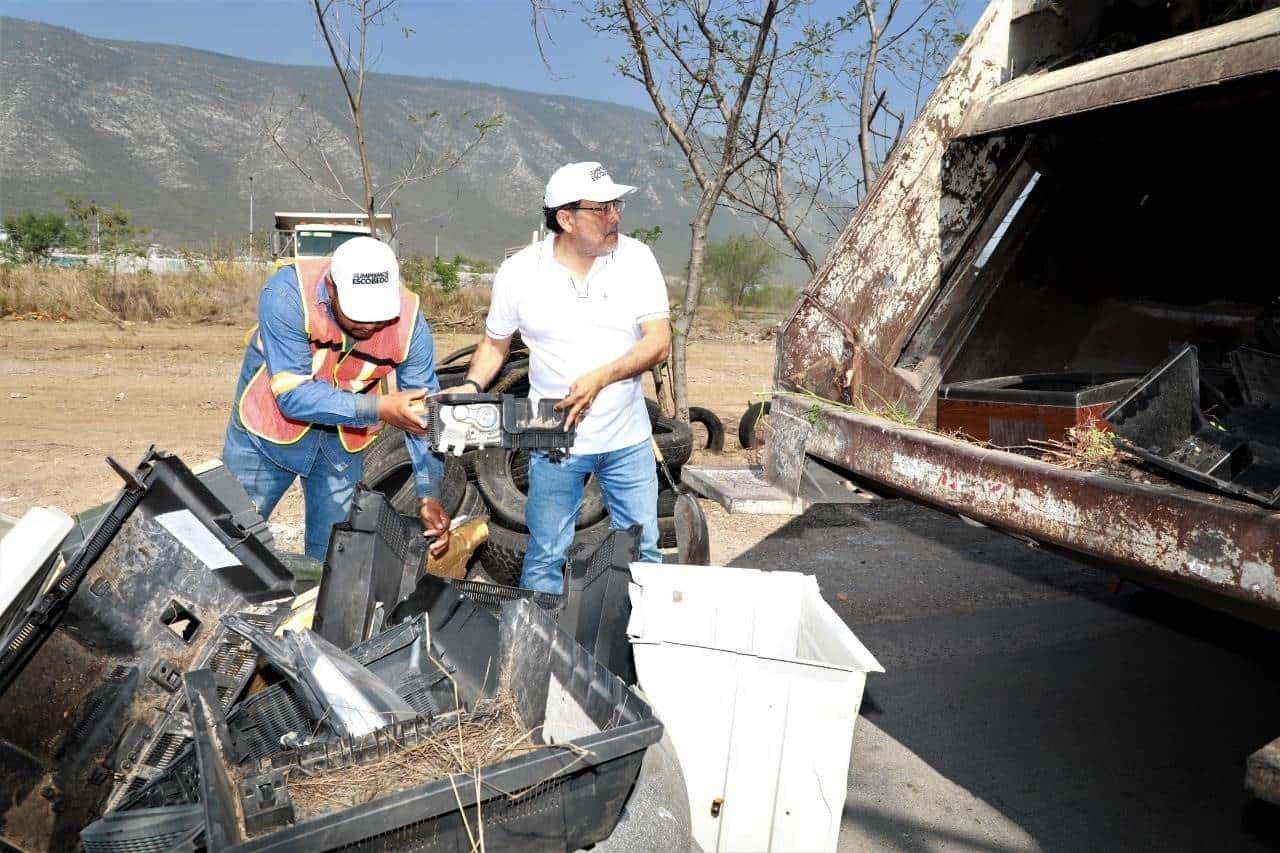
top-left (566, 200), bottom-right (624, 216)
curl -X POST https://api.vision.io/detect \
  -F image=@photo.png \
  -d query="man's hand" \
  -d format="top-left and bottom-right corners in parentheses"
top-left (419, 497), bottom-right (451, 557)
top-left (555, 367), bottom-right (611, 430)
top-left (377, 388), bottom-right (429, 435)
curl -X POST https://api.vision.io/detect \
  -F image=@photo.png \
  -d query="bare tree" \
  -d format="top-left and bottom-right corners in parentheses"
top-left (855, 0), bottom-right (959, 190)
top-left (720, 0), bottom-right (962, 263)
top-left (534, 0), bottom-right (960, 414)
top-left (533, 0), bottom-right (784, 420)
top-left (266, 0), bottom-right (502, 228)
top-left (716, 20), bottom-right (858, 274)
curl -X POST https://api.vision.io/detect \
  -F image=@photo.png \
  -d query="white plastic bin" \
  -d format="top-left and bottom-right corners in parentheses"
top-left (627, 563), bottom-right (883, 853)
top-left (0, 506), bottom-right (73, 625)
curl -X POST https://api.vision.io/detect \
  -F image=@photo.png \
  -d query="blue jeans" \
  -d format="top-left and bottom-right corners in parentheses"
top-left (222, 422), bottom-right (359, 561)
top-left (522, 438), bottom-right (660, 593)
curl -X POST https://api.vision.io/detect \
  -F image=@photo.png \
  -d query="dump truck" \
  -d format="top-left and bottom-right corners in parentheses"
top-left (760, 0), bottom-right (1280, 800)
top-left (270, 211), bottom-right (395, 268)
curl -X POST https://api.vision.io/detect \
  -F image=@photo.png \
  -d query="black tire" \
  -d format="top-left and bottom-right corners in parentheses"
top-left (439, 343), bottom-right (478, 367)
top-left (474, 448), bottom-right (607, 533)
top-left (456, 482), bottom-right (486, 520)
top-left (361, 428), bottom-right (469, 511)
top-left (657, 487), bottom-right (677, 517)
top-left (738, 401), bottom-right (772, 449)
top-left (460, 450), bottom-right (479, 484)
top-left (386, 454), bottom-right (466, 518)
top-left (489, 365), bottom-right (529, 395)
top-left (654, 421), bottom-right (692, 471)
top-left (395, 483), bottom-right (484, 577)
top-left (438, 358), bottom-right (529, 394)
top-left (657, 516), bottom-right (678, 550)
top-left (360, 426), bottom-right (413, 495)
top-left (646, 399), bottom-right (694, 470)
top-left (477, 516), bottom-right (610, 587)
top-left (688, 406), bottom-right (725, 453)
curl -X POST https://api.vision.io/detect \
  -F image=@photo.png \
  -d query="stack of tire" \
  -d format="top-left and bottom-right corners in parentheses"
top-left (358, 340), bottom-right (694, 586)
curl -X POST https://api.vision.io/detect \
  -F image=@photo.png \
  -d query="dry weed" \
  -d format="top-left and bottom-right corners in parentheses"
top-left (0, 264), bottom-right (261, 323)
top-left (418, 285), bottom-right (490, 332)
top-left (1029, 422), bottom-right (1137, 472)
top-left (0, 264), bottom-right (491, 331)
top-left (286, 692), bottom-right (541, 821)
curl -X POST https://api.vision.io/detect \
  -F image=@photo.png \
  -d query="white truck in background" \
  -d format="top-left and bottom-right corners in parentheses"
top-left (270, 211), bottom-right (395, 268)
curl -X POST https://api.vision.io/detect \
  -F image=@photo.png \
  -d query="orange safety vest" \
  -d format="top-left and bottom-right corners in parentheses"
top-left (237, 258), bottom-right (419, 453)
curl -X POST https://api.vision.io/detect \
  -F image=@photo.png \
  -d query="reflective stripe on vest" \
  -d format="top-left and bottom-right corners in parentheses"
top-left (237, 261), bottom-right (419, 453)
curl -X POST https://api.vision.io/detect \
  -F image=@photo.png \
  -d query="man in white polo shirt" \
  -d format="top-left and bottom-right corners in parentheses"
top-left (462, 161), bottom-right (671, 592)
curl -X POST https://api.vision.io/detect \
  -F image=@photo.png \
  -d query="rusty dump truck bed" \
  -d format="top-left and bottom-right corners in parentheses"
top-left (769, 0), bottom-right (1280, 619)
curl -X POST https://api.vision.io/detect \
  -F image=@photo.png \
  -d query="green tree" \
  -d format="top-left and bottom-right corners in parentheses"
top-left (61, 194), bottom-right (101, 252)
top-left (1, 212), bottom-right (69, 263)
top-left (627, 225), bottom-right (663, 246)
top-left (705, 236), bottom-right (779, 308)
top-left (431, 256), bottom-right (459, 293)
top-left (97, 206), bottom-right (149, 281)
top-left (451, 253), bottom-right (494, 274)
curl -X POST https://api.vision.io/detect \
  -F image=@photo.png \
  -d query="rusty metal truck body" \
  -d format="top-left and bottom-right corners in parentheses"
top-left (770, 1), bottom-right (1279, 619)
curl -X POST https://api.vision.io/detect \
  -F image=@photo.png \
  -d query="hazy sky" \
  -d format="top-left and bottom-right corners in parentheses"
top-left (2, 0), bottom-right (986, 112)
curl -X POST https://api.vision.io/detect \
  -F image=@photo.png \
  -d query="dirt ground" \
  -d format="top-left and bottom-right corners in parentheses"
top-left (0, 318), bottom-right (792, 562)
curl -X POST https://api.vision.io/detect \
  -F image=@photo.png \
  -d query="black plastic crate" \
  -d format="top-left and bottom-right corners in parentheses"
top-left (0, 450), bottom-right (295, 851)
top-left (225, 613), bottom-right (463, 764)
top-left (345, 476), bottom-right (641, 686)
top-left (450, 578), bottom-right (562, 613)
top-left (558, 526), bottom-right (640, 685)
top-left (79, 803), bottom-right (204, 853)
top-left (128, 609), bottom-right (473, 801)
top-left (413, 528), bottom-right (640, 683)
top-left (199, 600), bottom-right (662, 852)
top-left (313, 485), bottom-right (426, 648)
top-left (105, 606), bottom-right (293, 812)
top-left (1104, 345), bottom-right (1280, 507)
top-left (1231, 347), bottom-right (1280, 405)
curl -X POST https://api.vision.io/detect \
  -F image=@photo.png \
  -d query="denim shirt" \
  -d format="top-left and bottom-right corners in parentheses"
top-left (229, 264), bottom-right (444, 498)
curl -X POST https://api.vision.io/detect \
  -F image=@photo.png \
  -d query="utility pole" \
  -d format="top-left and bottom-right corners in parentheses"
top-left (248, 175), bottom-right (255, 262)
top-left (91, 199), bottom-right (100, 255)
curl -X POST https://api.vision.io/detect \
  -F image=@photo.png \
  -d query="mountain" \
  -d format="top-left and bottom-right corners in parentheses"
top-left (0, 16), bottom-right (829, 280)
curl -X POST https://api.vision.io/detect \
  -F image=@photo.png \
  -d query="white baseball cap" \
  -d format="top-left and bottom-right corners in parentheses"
top-left (543, 161), bottom-right (637, 209)
top-left (328, 236), bottom-right (400, 323)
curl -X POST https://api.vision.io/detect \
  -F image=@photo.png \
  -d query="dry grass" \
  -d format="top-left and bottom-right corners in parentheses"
top-left (1029, 422), bottom-right (1138, 473)
top-left (0, 264), bottom-right (262, 324)
top-left (416, 285), bottom-right (491, 332)
top-left (775, 387), bottom-right (920, 430)
top-left (694, 301), bottom-right (741, 328)
top-left (0, 262), bottom-right (781, 337)
top-left (287, 692), bottom-right (543, 821)
top-left (0, 263), bottom-right (492, 330)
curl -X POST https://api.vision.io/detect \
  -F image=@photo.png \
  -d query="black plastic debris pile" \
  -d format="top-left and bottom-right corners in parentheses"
top-left (1104, 344), bottom-right (1280, 507)
top-left (0, 448), bottom-right (658, 852)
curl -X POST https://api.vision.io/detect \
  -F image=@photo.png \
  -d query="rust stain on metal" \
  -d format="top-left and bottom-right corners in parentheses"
top-left (777, 0), bottom-right (1017, 414)
top-left (778, 395), bottom-right (1280, 608)
top-left (959, 10), bottom-right (1280, 137)
top-left (778, 300), bottom-right (922, 412)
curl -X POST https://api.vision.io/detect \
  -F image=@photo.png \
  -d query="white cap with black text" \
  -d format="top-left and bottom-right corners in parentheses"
top-left (329, 236), bottom-right (400, 322)
top-left (543, 162), bottom-right (637, 209)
